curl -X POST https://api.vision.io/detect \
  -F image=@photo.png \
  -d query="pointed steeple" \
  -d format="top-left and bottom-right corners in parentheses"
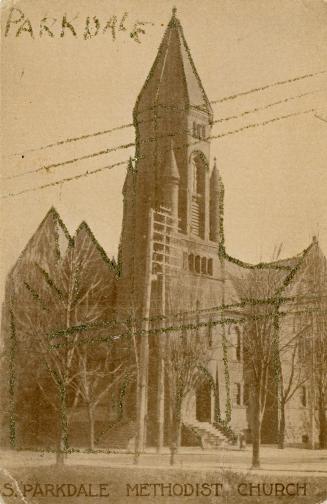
top-left (134, 9), bottom-right (213, 120)
top-left (164, 139), bottom-right (180, 181)
top-left (122, 157), bottom-right (135, 196)
top-left (211, 157), bottom-right (222, 193)
top-left (210, 158), bottom-right (224, 244)
top-left (162, 139), bottom-right (180, 217)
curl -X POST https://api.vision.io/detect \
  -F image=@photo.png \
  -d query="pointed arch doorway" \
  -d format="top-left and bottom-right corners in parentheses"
top-left (196, 382), bottom-right (212, 422)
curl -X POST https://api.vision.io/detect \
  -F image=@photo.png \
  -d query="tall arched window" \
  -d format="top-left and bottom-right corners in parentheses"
top-left (300, 386), bottom-right (307, 407)
top-left (234, 327), bottom-right (241, 361)
top-left (192, 162), bottom-right (198, 194)
top-left (188, 253), bottom-right (194, 272)
top-left (195, 255), bottom-right (201, 273)
top-left (191, 152), bottom-right (207, 238)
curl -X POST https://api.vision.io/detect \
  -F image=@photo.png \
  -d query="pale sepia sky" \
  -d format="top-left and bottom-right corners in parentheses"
top-left (1, 0), bottom-right (327, 302)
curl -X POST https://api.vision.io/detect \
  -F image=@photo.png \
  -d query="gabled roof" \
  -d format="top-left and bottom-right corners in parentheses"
top-left (8, 207), bottom-right (72, 281)
top-left (134, 9), bottom-right (213, 120)
top-left (223, 238), bottom-right (321, 306)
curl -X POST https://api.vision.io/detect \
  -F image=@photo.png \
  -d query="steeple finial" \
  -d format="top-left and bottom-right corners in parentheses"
top-left (127, 156), bottom-right (133, 170)
top-left (172, 7), bottom-right (177, 17)
top-left (212, 157), bottom-right (219, 176)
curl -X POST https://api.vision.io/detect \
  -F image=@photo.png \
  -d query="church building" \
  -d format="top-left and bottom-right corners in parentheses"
top-left (2, 9), bottom-right (325, 453)
top-left (117, 9), bottom-right (322, 449)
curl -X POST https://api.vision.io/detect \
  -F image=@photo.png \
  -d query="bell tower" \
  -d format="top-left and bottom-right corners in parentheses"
top-left (133, 8), bottom-right (213, 236)
top-left (118, 8), bottom-right (226, 449)
top-left (119, 8), bottom-right (224, 309)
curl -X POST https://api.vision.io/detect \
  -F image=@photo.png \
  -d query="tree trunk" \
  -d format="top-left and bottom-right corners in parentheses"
top-left (176, 420), bottom-right (182, 453)
top-left (170, 402), bottom-right (182, 466)
top-left (318, 396), bottom-right (327, 449)
top-left (278, 399), bottom-right (286, 449)
top-left (134, 211), bottom-right (153, 462)
top-left (156, 337), bottom-right (165, 453)
top-left (56, 385), bottom-right (68, 465)
top-left (56, 428), bottom-right (66, 465)
top-left (87, 404), bottom-right (95, 451)
top-left (252, 395), bottom-right (261, 468)
top-left (135, 326), bottom-right (149, 461)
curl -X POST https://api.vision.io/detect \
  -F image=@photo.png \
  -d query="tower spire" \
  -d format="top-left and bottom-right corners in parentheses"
top-left (133, 11), bottom-right (213, 121)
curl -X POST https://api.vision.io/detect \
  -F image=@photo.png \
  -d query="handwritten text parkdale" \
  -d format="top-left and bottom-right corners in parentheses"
top-left (4, 8), bottom-right (154, 42)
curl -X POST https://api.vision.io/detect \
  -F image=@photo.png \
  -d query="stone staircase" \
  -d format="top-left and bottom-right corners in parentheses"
top-left (100, 420), bottom-right (136, 450)
top-left (183, 420), bottom-right (235, 449)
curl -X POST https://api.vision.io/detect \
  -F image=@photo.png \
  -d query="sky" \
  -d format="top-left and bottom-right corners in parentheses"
top-left (1, 0), bottom-right (327, 303)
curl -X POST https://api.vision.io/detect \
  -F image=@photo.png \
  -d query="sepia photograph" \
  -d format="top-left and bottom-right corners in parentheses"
top-left (1, 0), bottom-right (327, 502)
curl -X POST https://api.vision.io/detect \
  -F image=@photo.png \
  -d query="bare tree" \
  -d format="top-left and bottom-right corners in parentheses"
top-left (113, 300), bottom-right (143, 462)
top-left (277, 333), bottom-right (308, 449)
top-left (297, 242), bottom-right (327, 448)
top-left (10, 221), bottom-right (118, 463)
top-left (314, 297), bottom-right (327, 448)
top-left (232, 266), bottom-right (284, 468)
top-left (73, 337), bottom-right (134, 450)
top-left (13, 251), bottom-right (81, 464)
top-left (164, 326), bottom-right (210, 465)
top-left (164, 276), bottom-right (211, 465)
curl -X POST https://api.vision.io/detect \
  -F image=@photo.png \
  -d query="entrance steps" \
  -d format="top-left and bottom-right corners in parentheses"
top-left (183, 420), bottom-right (235, 449)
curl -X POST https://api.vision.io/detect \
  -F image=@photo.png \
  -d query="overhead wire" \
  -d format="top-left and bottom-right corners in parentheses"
top-left (6, 68), bottom-right (326, 159)
top-left (1, 108), bottom-right (317, 199)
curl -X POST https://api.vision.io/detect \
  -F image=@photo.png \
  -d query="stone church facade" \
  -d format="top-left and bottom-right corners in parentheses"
top-left (117, 10), bottom-right (322, 449)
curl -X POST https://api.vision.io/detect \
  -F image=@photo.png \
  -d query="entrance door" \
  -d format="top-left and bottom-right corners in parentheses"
top-left (196, 383), bottom-right (211, 422)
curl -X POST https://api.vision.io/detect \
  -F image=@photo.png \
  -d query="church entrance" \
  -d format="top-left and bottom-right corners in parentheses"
top-left (196, 383), bottom-right (211, 422)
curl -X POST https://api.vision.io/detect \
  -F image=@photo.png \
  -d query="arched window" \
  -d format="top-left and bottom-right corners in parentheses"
top-left (208, 318), bottom-right (213, 347)
top-left (234, 327), bottom-right (241, 361)
top-left (243, 384), bottom-right (249, 405)
top-left (300, 386), bottom-right (307, 407)
top-left (202, 125), bottom-right (206, 139)
top-left (197, 124), bottom-right (202, 139)
top-left (188, 253), bottom-right (194, 272)
top-left (207, 258), bottom-right (213, 275)
top-left (195, 255), bottom-right (201, 273)
top-left (191, 152), bottom-right (207, 237)
top-left (201, 257), bottom-right (207, 274)
top-left (191, 154), bottom-right (206, 196)
top-left (233, 383), bottom-right (241, 406)
top-left (192, 161), bottom-right (199, 194)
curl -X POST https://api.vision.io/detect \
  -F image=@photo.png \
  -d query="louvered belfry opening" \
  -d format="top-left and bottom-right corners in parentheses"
top-left (191, 198), bottom-right (201, 236)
